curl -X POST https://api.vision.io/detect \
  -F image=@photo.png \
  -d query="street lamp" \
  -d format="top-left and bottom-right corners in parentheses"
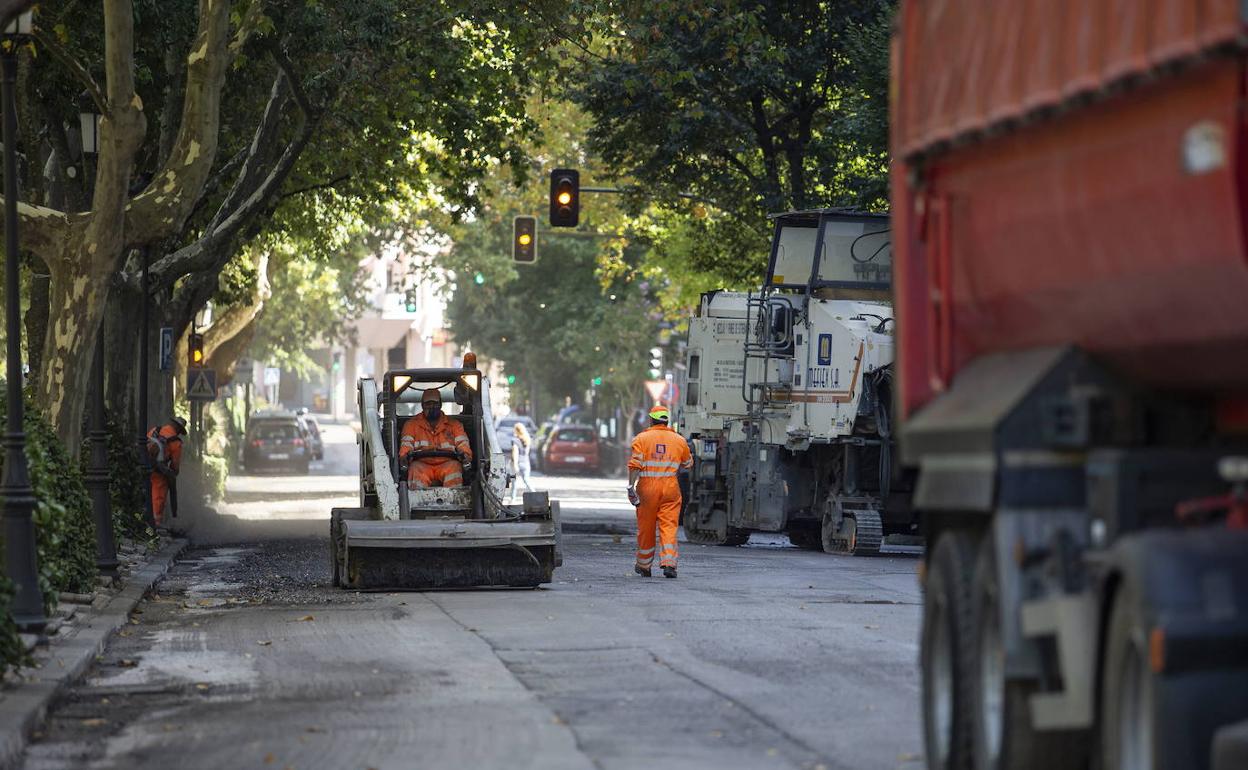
top-left (79, 110), bottom-right (100, 155)
top-left (80, 101), bottom-right (118, 575)
top-left (1, 8), bottom-right (46, 630)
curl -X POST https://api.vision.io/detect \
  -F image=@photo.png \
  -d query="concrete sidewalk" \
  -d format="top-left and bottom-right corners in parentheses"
top-left (0, 539), bottom-right (187, 770)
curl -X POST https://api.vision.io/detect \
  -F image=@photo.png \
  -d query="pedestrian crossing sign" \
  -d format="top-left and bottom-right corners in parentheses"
top-left (187, 368), bottom-right (217, 402)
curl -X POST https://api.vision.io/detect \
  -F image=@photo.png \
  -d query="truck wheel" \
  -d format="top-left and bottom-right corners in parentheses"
top-left (922, 529), bottom-right (978, 770)
top-left (972, 538), bottom-right (1087, 770)
top-left (1100, 583), bottom-right (1158, 770)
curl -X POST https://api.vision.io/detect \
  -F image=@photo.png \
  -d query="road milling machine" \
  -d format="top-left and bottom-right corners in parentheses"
top-left (331, 367), bottom-right (562, 589)
top-left (678, 209), bottom-right (915, 555)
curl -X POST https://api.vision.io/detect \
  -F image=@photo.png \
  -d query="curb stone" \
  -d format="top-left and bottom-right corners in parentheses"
top-left (0, 538), bottom-right (188, 770)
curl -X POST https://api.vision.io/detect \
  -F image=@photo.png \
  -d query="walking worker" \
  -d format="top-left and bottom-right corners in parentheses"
top-left (627, 404), bottom-right (692, 578)
top-left (510, 422), bottom-right (534, 503)
top-left (399, 388), bottom-right (473, 489)
top-left (147, 416), bottom-right (187, 527)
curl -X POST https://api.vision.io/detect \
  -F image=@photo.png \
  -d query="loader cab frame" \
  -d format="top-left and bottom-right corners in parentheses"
top-left (381, 367), bottom-right (488, 519)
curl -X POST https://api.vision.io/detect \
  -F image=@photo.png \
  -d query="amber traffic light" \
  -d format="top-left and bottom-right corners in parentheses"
top-left (188, 333), bottom-right (205, 368)
top-left (549, 168), bottom-right (579, 227)
top-left (513, 215), bottom-right (537, 263)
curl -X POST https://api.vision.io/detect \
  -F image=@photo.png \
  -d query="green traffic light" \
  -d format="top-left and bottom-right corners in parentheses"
top-left (506, 374), bottom-right (516, 384)
top-left (592, 376), bottom-right (603, 387)
top-left (474, 272), bottom-right (485, 285)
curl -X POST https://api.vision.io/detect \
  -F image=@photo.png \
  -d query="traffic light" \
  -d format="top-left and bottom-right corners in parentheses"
top-left (506, 373), bottom-right (516, 385)
top-left (404, 288), bottom-right (418, 313)
top-left (188, 333), bottom-right (205, 368)
top-left (549, 169), bottom-right (579, 228)
top-left (591, 376), bottom-right (603, 387)
top-left (332, 351), bottom-right (342, 372)
top-left (474, 272), bottom-right (486, 285)
top-left (513, 215), bottom-right (537, 263)
top-left (648, 346), bottom-right (663, 379)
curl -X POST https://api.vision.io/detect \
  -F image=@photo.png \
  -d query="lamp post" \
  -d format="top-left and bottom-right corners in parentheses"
top-left (80, 104), bottom-right (117, 575)
top-left (0, 9), bottom-right (46, 631)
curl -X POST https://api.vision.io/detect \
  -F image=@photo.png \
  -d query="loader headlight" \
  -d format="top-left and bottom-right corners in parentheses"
top-left (459, 372), bottom-right (480, 391)
top-left (392, 375), bottom-right (412, 393)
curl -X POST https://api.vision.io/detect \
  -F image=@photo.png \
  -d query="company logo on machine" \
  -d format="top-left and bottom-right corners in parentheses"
top-left (817, 334), bottom-right (833, 366)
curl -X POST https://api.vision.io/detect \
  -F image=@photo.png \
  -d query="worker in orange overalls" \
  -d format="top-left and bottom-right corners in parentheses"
top-left (627, 404), bottom-right (692, 578)
top-left (148, 416), bottom-right (187, 527)
top-left (399, 388), bottom-right (473, 489)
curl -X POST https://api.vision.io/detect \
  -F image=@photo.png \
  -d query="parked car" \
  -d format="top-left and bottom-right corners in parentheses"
top-left (542, 424), bottom-right (601, 474)
top-left (244, 412), bottom-right (311, 473)
top-left (531, 420), bottom-right (556, 472)
top-left (297, 409), bottom-right (325, 460)
top-left (495, 414), bottom-right (538, 463)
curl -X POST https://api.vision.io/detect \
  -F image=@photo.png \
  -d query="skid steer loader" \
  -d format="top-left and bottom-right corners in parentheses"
top-left (331, 366), bottom-right (562, 589)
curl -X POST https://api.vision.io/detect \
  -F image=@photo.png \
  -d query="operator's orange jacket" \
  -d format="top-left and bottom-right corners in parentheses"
top-left (398, 413), bottom-right (473, 465)
top-left (628, 423), bottom-right (692, 492)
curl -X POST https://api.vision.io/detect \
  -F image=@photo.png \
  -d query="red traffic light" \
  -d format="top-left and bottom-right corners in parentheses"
top-left (549, 168), bottom-right (579, 228)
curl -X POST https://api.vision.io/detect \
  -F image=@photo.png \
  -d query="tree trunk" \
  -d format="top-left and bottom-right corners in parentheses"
top-left (23, 257), bottom-right (48, 381)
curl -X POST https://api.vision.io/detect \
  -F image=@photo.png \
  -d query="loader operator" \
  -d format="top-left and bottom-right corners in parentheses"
top-left (627, 405), bottom-right (692, 578)
top-left (399, 388), bottom-right (473, 490)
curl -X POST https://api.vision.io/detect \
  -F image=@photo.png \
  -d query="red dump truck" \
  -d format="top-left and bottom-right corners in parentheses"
top-left (892, 3), bottom-right (1248, 769)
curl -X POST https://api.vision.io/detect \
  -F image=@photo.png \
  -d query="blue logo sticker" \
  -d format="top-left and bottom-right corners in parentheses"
top-left (817, 334), bottom-right (833, 366)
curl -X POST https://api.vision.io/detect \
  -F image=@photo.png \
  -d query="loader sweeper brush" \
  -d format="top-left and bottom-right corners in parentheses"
top-left (331, 370), bottom-right (563, 590)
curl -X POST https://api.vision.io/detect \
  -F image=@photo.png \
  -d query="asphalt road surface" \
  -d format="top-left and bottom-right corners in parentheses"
top-left (21, 419), bottom-right (924, 770)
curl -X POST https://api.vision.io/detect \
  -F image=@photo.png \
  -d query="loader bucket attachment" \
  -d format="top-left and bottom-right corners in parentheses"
top-left (331, 499), bottom-right (563, 590)
top-left (339, 517), bottom-right (559, 589)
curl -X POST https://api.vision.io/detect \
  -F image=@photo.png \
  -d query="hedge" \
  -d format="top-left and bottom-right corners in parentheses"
top-left (0, 388), bottom-right (97, 674)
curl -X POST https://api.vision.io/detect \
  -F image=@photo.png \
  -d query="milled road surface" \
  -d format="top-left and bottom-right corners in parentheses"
top-left (21, 419), bottom-right (924, 770)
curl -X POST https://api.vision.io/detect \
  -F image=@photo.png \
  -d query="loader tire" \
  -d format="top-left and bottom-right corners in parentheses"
top-left (971, 537), bottom-right (1087, 770)
top-left (922, 529), bottom-right (978, 770)
top-left (330, 508), bottom-right (369, 589)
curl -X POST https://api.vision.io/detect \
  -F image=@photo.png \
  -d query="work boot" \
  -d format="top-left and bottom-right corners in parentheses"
top-left (634, 564), bottom-right (651, 577)
top-left (662, 566), bottom-right (677, 579)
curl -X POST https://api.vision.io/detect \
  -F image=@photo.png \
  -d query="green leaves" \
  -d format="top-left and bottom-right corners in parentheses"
top-left (568, 0), bottom-right (896, 288)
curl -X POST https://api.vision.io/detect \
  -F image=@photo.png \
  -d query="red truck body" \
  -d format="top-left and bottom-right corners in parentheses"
top-left (891, 0), bottom-right (1248, 420)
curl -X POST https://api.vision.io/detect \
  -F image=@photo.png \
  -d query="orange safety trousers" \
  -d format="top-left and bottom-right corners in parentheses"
top-left (636, 482), bottom-right (681, 569)
top-left (408, 460), bottom-right (465, 490)
top-left (150, 473), bottom-right (170, 526)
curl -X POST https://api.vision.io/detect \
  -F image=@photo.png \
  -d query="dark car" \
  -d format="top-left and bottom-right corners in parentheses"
top-left (543, 425), bottom-right (601, 474)
top-left (244, 413), bottom-right (311, 473)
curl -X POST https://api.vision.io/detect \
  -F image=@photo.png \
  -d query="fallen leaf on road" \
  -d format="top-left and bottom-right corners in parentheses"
top-left (80, 718), bottom-right (107, 727)
top-left (306, 726), bottom-right (326, 733)
top-left (118, 659), bottom-right (138, 668)
top-left (118, 630), bottom-right (132, 637)
top-left (263, 754), bottom-right (275, 765)
top-left (257, 640), bottom-right (272, 646)
top-left (898, 753), bottom-right (921, 762)
top-left (195, 683), bottom-right (210, 691)
top-left (293, 615), bottom-right (315, 622)
top-left (128, 618), bottom-right (139, 625)
top-left (99, 698), bottom-right (110, 705)
top-left (709, 730), bottom-right (723, 738)
top-left (163, 724), bottom-right (176, 732)
top-left (767, 748), bottom-right (778, 756)
top-left (611, 534), bottom-right (622, 543)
